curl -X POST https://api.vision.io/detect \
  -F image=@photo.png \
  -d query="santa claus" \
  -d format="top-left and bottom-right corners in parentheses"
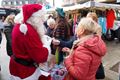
top-left (9, 4), bottom-right (52, 80)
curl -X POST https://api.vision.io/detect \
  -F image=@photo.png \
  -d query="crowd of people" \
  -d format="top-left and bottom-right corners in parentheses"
top-left (0, 4), bottom-right (107, 80)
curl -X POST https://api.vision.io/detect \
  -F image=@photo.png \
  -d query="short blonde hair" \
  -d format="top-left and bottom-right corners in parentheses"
top-left (47, 18), bottom-right (55, 26)
top-left (5, 14), bottom-right (15, 24)
top-left (86, 12), bottom-right (98, 22)
top-left (86, 12), bottom-right (102, 35)
top-left (76, 18), bottom-right (98, 36)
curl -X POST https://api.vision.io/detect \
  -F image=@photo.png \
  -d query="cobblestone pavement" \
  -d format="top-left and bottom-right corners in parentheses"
top-left (102, 40), bottom-right (120, 80)
top-left (0, 33), bottom-right (120, 80)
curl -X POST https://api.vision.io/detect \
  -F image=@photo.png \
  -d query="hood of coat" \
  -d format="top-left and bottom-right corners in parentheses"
top-left (83, 35), bottom-right (107, 57)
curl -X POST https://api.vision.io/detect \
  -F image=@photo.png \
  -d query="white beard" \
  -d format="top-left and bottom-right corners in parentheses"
top-left (27, 16), bottom-right (54, 72)
top-left (27, 16), bottom-right (47, 42)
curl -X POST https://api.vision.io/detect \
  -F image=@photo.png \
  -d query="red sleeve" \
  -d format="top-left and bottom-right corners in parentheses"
top-left (64, 48), bottom-right (92, 79)
top-left (24, 26), bottom-right (48, 64)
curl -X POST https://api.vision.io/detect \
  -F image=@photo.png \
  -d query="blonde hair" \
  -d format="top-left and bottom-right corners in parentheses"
top-left (4, 14), bottom-right (15, 24)
top-left (86, 12), bottom-right (102, 35)
top-left (76, 18), bottom-right (98, 37)
top-left (86, 12), bottom-right (98, 22)
top-left (47, 18), bottom-right (55, 26)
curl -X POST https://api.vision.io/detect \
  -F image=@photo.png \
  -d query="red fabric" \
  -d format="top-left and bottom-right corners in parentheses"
top-left (10, 23), bottom-right (48, 79)
top-left (106, 9), bottom-right (116, 29)
top-left (22, 4), bottom-right (42, 23)
top-left (64, 35), bottom-right (106, 80)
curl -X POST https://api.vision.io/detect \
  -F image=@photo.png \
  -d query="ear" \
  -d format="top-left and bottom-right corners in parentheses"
top-left (76, 28), bottom-right (85, 38)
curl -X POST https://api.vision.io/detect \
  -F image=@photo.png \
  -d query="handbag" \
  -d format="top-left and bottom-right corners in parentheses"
top-left (96, 63), bottom-right (105, 79)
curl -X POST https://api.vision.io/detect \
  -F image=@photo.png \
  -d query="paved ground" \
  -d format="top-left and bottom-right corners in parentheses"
top-left (102, 40), bottom-right (120, 80)
top-left (0, 33), bottom-right (10, 80)
top-left (0, 33), bottom-right (120, 80)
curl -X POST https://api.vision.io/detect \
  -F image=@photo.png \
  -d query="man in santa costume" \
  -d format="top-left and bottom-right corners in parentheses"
top-left (9, 4), bottom-right (52, 80)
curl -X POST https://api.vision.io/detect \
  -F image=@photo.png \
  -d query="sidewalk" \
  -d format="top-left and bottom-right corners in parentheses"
top-left (0, 33), bottom-right (10, 80)
top-left (103, 41), bottom-right (120, 80)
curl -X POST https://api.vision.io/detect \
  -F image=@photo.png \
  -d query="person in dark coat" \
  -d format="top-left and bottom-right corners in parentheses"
top-left (44, 15), bottom-right (53, 29)
top-left (52, 8), bottom-right (71, 64)
top-left (46, 18), bottom-right (56, 37)
top-left (3, 14), bottom-right (15, 56)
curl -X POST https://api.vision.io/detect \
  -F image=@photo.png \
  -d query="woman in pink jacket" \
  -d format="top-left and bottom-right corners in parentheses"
top-left (63, 18), bottom-right (107, 80)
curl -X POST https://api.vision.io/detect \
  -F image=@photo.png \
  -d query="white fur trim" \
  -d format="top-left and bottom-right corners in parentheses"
top-left (26, 8), bottom-right (47, 37)
top-left (10, 68), bottom-right (42, 80)
top-left (19, 24), bottom-right (28, 35)
top-left (14, 8), bottom-right (23, 24)
top-left (41, 35), bottom-right (53, 62)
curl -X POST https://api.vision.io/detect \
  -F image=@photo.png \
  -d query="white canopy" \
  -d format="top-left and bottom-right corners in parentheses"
top-left (46, 1), bottom-right (120, 13)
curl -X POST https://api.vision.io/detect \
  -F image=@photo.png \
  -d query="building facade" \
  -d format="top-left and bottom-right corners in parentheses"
top-left (1, 0), bottom-right (37, 8)
top-left (62, 0), bottom-right (91, 6)
top-left (62, 0), bottom-right (119, 6)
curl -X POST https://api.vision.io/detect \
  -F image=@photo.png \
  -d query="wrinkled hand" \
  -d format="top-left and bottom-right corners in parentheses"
top-left (62, 47), bottom-right (71, 56)
top-left (52, 38), bottom-right (60, 45)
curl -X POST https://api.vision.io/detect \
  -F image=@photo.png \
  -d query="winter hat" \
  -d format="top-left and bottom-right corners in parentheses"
top-left (56, 8), bottom-right (65, 17)
top-left (16, 4), bottom-right (44, 35)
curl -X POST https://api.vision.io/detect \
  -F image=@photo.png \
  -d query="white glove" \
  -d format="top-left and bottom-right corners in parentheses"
top-left (41, 35), bottom-right (52, 46)
top-left (41, 35), bottom-right (52, 61)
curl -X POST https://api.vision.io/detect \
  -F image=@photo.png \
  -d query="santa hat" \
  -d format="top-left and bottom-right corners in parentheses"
top-left (22, 4), bottom-right (42, 23)
top-left (15, 4), bottom-right (44, 35)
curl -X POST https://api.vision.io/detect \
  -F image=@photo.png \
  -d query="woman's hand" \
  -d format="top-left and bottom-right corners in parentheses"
top-left (52, 38), bottom-right (60, 45)
top-left (62, 47), bottom-right (71, 56)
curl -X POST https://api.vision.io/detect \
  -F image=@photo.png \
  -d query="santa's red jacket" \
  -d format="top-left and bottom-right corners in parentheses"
top-left (9, 23), bottom-right (49, 79)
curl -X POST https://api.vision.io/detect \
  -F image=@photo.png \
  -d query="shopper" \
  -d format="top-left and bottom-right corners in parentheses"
top-left (46, 17), bottom-right (56, 37)
top-left (63, 18), bottom-right (106, 80)
top-left (52, 8), bottom-right (71, 64)
top-left (3, 14), bottom-right (15, 56)
top-left (87, 12), bottom-right (105, 79)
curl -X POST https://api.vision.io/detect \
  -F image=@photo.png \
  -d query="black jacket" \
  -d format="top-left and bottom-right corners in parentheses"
top-left (4, 24), bottom-right (14, 56)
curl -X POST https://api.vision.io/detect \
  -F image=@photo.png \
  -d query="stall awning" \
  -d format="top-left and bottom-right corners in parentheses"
top-left (46, 1), bottom-right (120, 13)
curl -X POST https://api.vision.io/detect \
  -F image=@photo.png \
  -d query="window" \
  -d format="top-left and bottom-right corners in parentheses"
top-left (14, 1), bottom-right (17, 5)
top-left (25, 1), bottom-right (28, 4)
top-left (16, 1), bottom-right (19, 5)
top-left (11, 2), bottom-right (14, 5)
top-left (2, 1), bottom-right (6, 5)
top-left (8, 2), bottom-right (11, 5)
top-left (22, 1), bottom-right (25, 4)
top-left (117, 0), bottom-right (120, 2)
top-left (19, 1), bottom-right (22, 5)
